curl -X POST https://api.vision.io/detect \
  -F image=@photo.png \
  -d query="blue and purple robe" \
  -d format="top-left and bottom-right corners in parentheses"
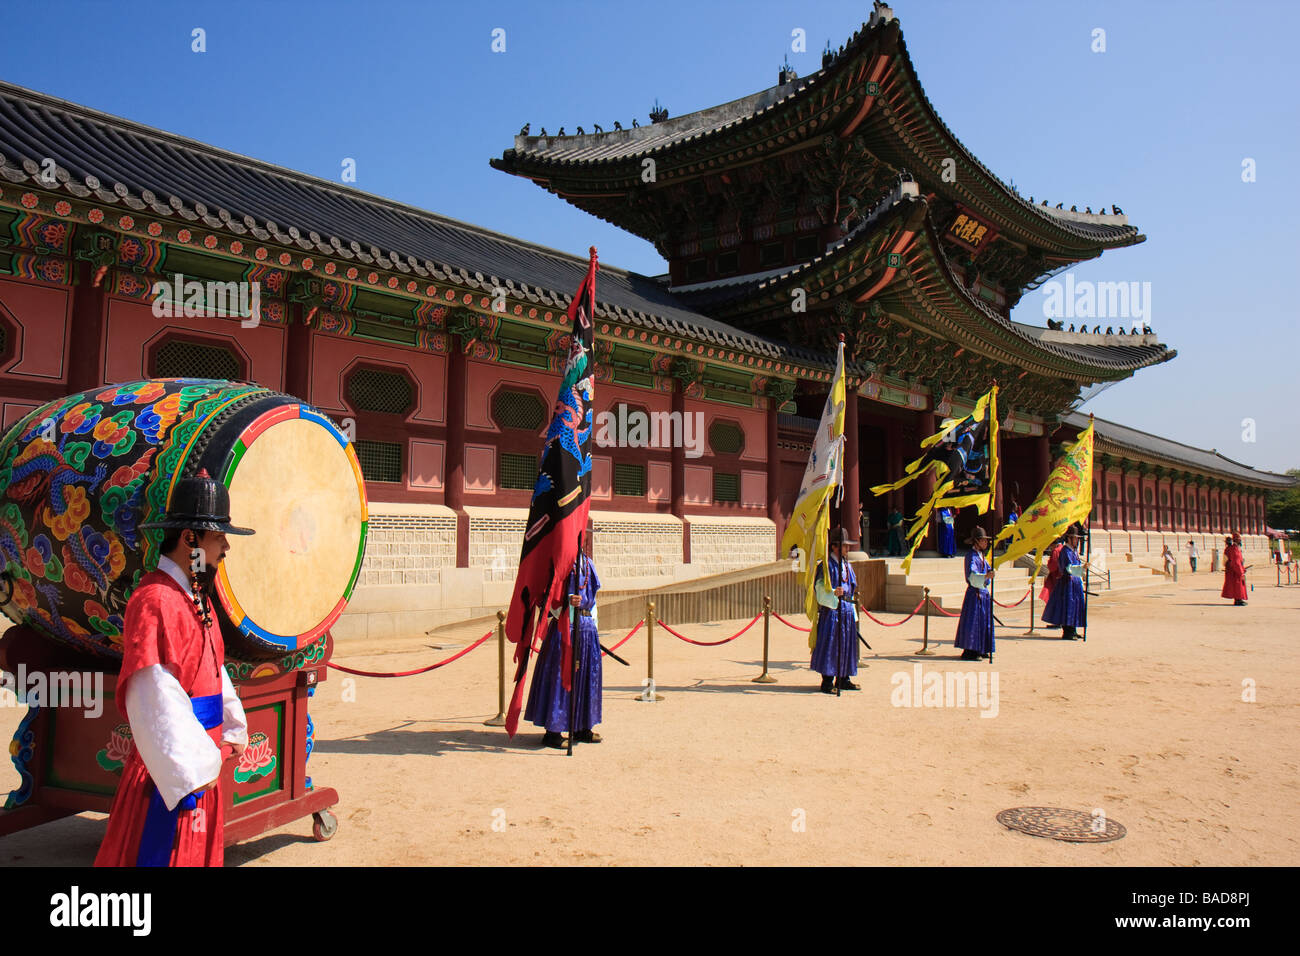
top-left (937, 508), bottom-right (956, 558)
top-left (525, 554), bottom-right (602, 734)
top-left (810, 556), bottom-right (858, 678)
top-left (954, 548), bottom-right (994, 655)
top-left (1042, 544), bottom-right (1086, 627)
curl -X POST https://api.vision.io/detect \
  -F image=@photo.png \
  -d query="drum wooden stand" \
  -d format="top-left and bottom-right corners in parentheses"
top-left (0, 625), bottom-right (339, 851)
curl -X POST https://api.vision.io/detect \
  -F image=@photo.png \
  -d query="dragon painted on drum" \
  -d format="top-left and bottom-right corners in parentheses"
top-left (0, 380), bottom-right (259, 658)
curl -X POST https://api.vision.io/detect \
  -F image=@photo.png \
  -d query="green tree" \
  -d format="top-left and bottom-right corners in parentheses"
top-left (1266, 468), bottom-right (1300, 531)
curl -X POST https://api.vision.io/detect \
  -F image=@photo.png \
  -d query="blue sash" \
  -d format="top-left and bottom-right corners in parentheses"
top-left (136, 693), bottom-right (223, 867)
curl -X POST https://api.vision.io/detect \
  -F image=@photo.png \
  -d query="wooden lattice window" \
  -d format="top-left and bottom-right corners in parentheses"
top-left (614, 463), bottom-right (645, 497)
top-left (500, 453), bottom-right (537, 490)
top-left (715, 251), bottom-right (739, 276)
top-left (354, 439), bottom-right (402, 483)
top-left (713, 472), bottom-right (740, 503)
top-left (348, 368), bottom-right (413, 415)
top-left (153, 339), bottom-right (240, 380)
top-left (709, 421), bottom-right (745, 455)
top-left (492, 390), bottom-right (546, 431)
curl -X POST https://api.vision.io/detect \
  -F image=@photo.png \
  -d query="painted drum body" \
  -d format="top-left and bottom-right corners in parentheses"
top-left (0, 379), bottom-right (368, 663)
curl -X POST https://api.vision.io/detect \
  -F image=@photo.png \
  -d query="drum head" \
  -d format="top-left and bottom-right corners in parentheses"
top-left (216, 406), bottom-right (366, 653)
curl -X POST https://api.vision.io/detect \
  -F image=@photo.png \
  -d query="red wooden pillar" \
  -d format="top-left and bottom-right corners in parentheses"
top-left (1035, 433), bottom-right (1052, 490)
top-left (767, 393), bottom-right (781, 553)
top-left (915, 408), bottom-right (936, 548)
top-left (842, 386), bottom-right (861, 546)
top-left (67, 261), bottom-right (109, 391)
top-left (886, 421), bottom-right (902, 510)
top-left (445, 336), bottom-right (469, 567)
top-left (284, 304), bottom-right (312, 401)
top-left (672, 378), bottom-right (689, 564)
top-left (1120, 466), bottom-right (1130, 531)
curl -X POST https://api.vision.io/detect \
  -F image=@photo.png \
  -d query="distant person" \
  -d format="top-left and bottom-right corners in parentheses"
top-left (1161, 544), bottom-right (1177, 580)
top-left (954, 527), bottom-right (995, 661)
top-left (937, 506), bottom-right (957, 558)
top-left (887, 506), bottom-right (905, 557)
top-left (1186, 539), bottom-right (1198, 573)
top-left (1043, 526), bottom-right (1087, 640)
top-left (1221, 534), bottom-right (1247, 607)
top-left (858, 505), bottom-right (870, 557)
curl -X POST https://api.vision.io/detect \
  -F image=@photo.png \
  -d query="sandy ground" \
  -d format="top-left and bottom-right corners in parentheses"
top-left (1, 572), bottom-right (1297, 866)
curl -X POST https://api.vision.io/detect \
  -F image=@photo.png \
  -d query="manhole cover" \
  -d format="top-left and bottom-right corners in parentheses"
top-left (996, 806), bottom-right (1126, 843)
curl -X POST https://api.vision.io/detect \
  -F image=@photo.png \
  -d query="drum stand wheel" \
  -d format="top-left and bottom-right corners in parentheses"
top-left (312, 809), bottom-right (339, 842)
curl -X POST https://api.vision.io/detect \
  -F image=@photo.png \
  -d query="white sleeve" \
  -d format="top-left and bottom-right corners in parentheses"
top-left (591, 604), bottom-right (598, 630)
top-left (123, 664), bottom-right (223, 811)
top-left (814, 573), bottom-right (839, 609)
top-left (220, 668), bottom-right (248, 748)
top-left (967, 571), bottom-right (988, 589)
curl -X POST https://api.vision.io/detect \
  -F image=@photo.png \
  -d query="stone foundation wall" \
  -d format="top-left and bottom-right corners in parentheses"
top-left (591, 513), bottom-right (682, 584)
top-left (356, 507), bottom-right (457, 588)
top-left (687, 519), bottom-right (776, 574)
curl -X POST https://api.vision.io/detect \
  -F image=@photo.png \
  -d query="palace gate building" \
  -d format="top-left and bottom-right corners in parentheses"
top-left (0, 7), bottom-right (1288, 638)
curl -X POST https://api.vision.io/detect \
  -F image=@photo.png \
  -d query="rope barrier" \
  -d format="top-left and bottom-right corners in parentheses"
top-left (772, 612), bottom-right (810, 632)
top-left (327, 631), bottom-right (493, 678)
top-left (993, 586), bottom-right (1032, 609)
top-left (605, 619), bottom-right (644, 654)
top-left (657, 614), bottom-right (761, 646)
top-left (860, 598), bottom-right (927, 627)
top-left (926, 598), bottom-right (959, 618)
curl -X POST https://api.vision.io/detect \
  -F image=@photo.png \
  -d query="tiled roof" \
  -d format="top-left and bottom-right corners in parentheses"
top-left (495, 14), bottom-right (1142, 249)
top-left (1064, 412), bottom-right (1295, 487)
top-left (0, 80), bottom-right (834, 370)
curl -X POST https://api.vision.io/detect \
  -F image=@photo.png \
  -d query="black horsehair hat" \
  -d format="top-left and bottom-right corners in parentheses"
top-left (139, 474), bottom-right (255, 535)
top-left (828, 527), bottom-right (849, 547)
top-left (967, 526), bottom-right (990, 544)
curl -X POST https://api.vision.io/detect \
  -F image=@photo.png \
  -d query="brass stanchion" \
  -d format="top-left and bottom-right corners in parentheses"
top-left (753, 595), bottom-right (777, 683)
top-left (1027, 579), bottom-right (1037, 634)
top-left (637, 599), bottom-right (662, 701)
top-left (917, 587), bottom-right (934, 655)
top-left (483, 610), bottom-right (507, 726)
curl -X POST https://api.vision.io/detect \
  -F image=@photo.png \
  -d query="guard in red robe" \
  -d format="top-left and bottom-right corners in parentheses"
top-left (1221, 534), bottom-right (1248, 606)
top-left (94, 476), bottom-right (254, 867)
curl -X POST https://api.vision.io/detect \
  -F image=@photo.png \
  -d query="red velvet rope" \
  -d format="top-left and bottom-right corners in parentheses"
top-left (326, 631), bottom-right (493, 678)
top-left (860, 598), bottom-right (928, 627)
top-left (604, 619), bottom-right (644, 654)
top-left (993, 587), bottom-right (1032, 609)
top-left (657, 614), bottom-right (761, 646)
top-left (773, 612), bottom-right (811, 632)
top-left (926, 598), bottom-right (959, 617)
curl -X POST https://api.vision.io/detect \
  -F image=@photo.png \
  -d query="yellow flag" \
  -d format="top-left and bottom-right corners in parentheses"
top-left (993, 419), bottom-right (1094, 572)
top-left (780, 342), bottom-right (846, 643)
top-left (871, 384), bottom-right (999, 573)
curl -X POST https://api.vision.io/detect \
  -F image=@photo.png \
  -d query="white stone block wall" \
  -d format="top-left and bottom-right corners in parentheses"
top-left (591, 515), bottom-right (683, 582)
top-left (688, 521), bottom-right (777, 574)
top-left (468, 511), bottom-right (528, 584)
top-left (357, 509), bottom-right (456, 588)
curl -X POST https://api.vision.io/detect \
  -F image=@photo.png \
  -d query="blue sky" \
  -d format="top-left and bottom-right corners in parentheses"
top-left (5, 0), bottom-right (1298, 471)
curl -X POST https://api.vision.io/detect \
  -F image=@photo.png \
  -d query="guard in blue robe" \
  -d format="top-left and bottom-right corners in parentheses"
top-left (811, 529), bottom-right (859, 693)
top-left (524, 551), bottom-right (603, 747)
top-left (955, 526), bottom-right (995, 660)
top-left (1042, 529), bottom-right (1086, 639)
top-left (937, 507), bottom-right (957, 557)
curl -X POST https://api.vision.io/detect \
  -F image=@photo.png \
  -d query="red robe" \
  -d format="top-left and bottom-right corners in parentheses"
top-left (1221, 544), bottom-right (1248, 601)
top-left (1039, 543), bottom-right (1063, 604)
top-left (94, 569), bottom-right (230, 867)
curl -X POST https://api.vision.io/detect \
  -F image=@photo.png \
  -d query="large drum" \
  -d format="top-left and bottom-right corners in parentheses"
top-left (0, 379), bottom-right (368, 663)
